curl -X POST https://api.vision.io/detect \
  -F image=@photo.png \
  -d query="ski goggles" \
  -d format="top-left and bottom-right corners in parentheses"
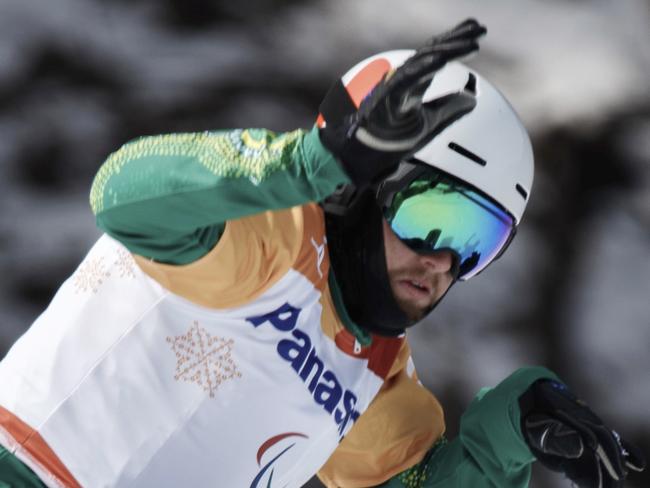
top-left (378, 163), bottom-right (516, 280)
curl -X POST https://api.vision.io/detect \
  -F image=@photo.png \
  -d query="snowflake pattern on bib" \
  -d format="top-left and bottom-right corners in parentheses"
top-left (114, 247), bottom-right (137, 278)
top-left (73, 256), bottom-right (110, 293)
top-left (166, 321), bottom-right (242, 398)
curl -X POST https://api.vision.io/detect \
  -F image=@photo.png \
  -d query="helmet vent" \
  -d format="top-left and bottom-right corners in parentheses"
top-left (515, 184), bottom-right (528, 200)
top-left (464, 73), bottom-right (477, 94)
top-left (448, 142), bottom-right (486, 167)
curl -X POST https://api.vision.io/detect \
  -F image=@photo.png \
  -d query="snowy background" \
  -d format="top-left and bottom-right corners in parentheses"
top-left (0, 1), bottom-right (649, 487)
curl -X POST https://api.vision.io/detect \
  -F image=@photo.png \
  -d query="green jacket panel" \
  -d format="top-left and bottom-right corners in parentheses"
top-left (91, 126), bottom-right (348, 264)
top-left (379, 367), bottom-right (559, 488)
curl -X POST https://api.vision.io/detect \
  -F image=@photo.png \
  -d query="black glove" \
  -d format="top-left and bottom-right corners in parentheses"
top-left (319, 18), bottom-right (486, 186)
top-left (519, 379), bottom-right (646, 488)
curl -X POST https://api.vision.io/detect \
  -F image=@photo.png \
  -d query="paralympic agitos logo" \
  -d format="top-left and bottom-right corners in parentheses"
top-left (246, 303), bottom-right (361, 437)
top-left (250, 432), bottom-right (308, 488)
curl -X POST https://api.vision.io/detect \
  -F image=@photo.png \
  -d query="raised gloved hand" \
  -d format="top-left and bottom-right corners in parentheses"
top-left (519, 379), bottom-right (646, 488)
top-left (318, 18), bottom-right (486, 186)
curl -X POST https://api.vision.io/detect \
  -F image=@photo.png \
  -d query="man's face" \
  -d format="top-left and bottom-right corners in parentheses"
top-left (382, 219), bottom-right (455, 322)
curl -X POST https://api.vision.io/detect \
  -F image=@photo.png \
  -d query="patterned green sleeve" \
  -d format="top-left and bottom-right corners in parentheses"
top-left (377, 367), bottom-right (559, 488)
top-left (90, 125), bottom-right (349, 264)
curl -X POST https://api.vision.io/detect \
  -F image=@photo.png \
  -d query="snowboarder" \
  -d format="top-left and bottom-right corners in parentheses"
top-left (0, 19), bottom-right (644, 488)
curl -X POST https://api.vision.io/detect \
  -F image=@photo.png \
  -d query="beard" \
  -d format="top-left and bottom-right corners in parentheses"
top-left (393, 293), bottom-right (427, 322)
top-left (387, 266), bottom-right (454, 322)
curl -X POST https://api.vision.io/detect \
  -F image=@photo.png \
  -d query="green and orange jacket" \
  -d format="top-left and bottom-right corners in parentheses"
top-left (91, 125), bottom-right (556, 487)
top-left (0, 125), bottom-right (554, 488)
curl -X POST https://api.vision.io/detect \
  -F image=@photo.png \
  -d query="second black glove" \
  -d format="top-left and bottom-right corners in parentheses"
top-left (520, 379), bottom-right (646, 488)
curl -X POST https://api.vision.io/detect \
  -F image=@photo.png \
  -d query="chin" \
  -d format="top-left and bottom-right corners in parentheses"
top-left (395, 299), bottom-right (427, 323)
top-left (412, 308), bottom-right (429, 322)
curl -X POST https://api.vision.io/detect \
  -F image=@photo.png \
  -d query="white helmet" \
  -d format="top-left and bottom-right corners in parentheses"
top-left (321, 48), bottom-right (535, 335)
top-left (330, 50), bottom-right (534, 225)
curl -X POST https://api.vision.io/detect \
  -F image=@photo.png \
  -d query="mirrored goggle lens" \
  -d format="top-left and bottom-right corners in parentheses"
top-left (385, 180), bottom-right (514, 279)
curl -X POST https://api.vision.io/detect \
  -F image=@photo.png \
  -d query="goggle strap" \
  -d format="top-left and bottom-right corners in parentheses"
top-left (318, 79), bottom-right (357, 127)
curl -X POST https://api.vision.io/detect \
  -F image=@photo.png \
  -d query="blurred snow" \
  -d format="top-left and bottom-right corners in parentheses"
top-left (566, 202), bottom-right (650, 424)
top-left (3, 0), bottom-right (648, 127)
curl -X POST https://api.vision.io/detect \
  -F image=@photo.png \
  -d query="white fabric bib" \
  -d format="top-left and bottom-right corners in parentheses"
top-left (0, 234), bottom-right (391, 487)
